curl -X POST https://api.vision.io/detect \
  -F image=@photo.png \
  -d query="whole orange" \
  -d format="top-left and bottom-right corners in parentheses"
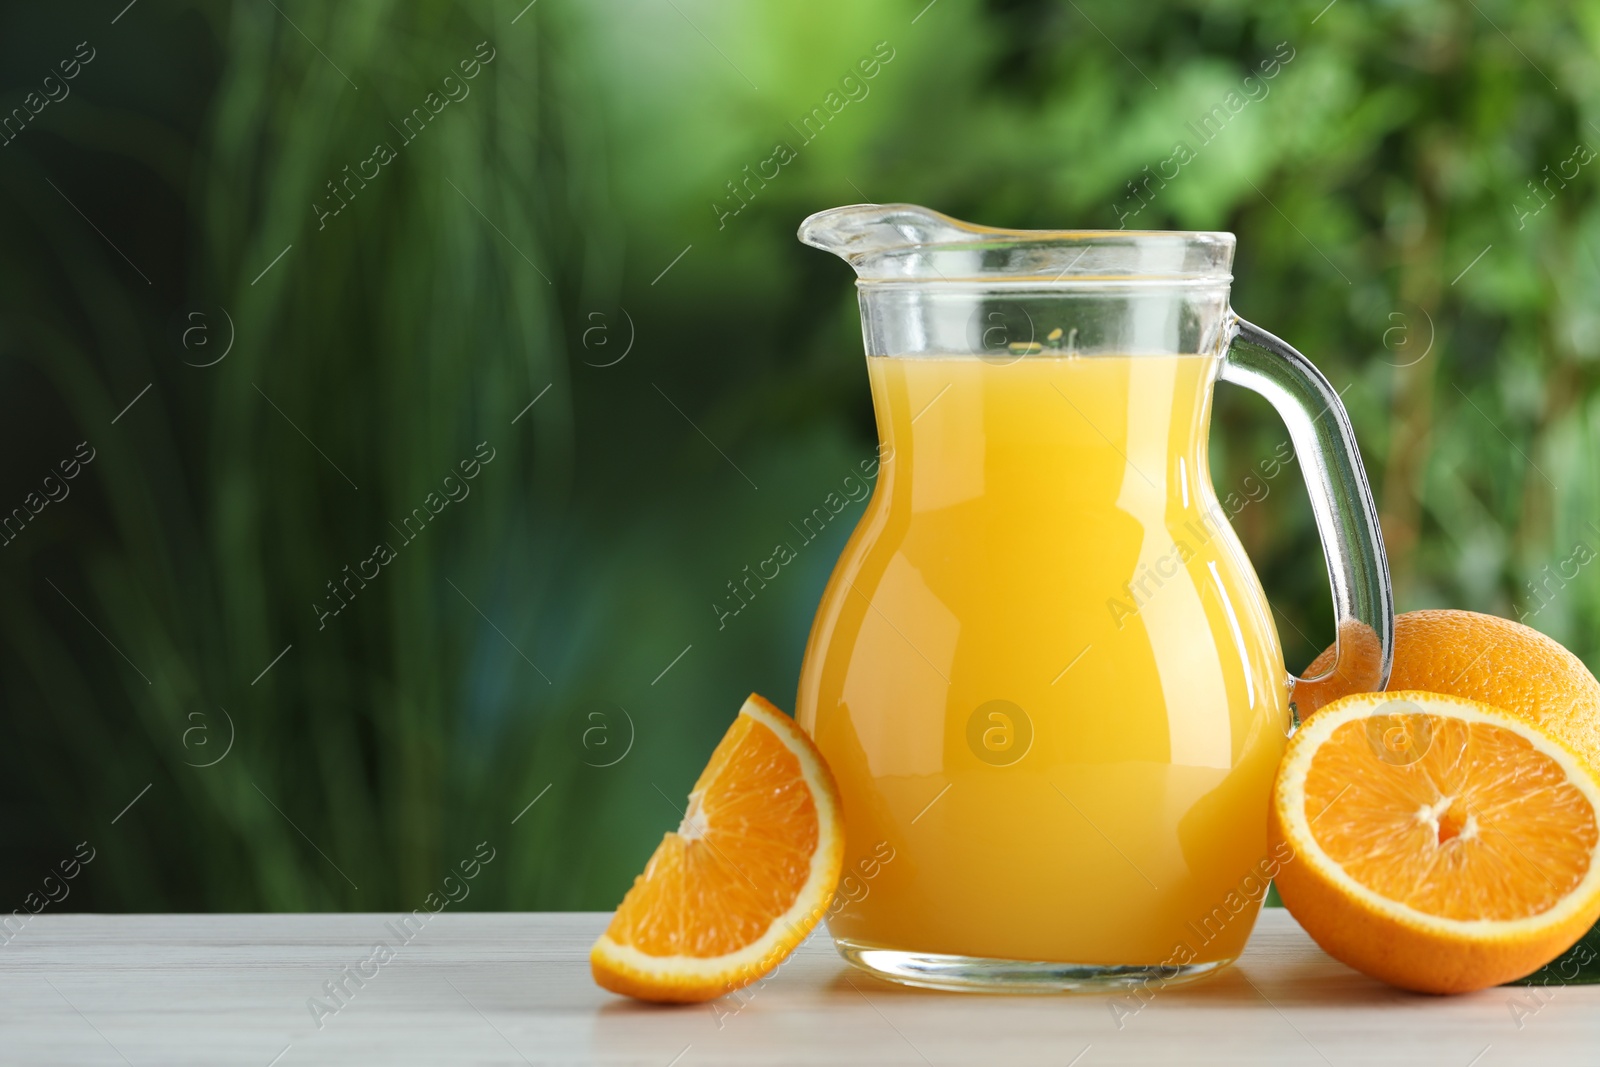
top-left (1298, 609), bottom-right (1600, 770)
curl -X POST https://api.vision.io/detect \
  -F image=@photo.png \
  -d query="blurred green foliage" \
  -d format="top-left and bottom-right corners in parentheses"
top-left (1, 0), bottom-right (1599, 919)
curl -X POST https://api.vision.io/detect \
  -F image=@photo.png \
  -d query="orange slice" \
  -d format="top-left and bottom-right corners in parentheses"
top-left (1271, 690), bottom-right (1600, 993)
top-left (591, 693), bottom-right (844, 1002)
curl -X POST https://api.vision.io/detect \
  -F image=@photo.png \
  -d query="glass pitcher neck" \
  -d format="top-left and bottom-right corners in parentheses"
top-left (798, 204), bottom-right (1235, 287)
top-left (868, 354), bottom-right (1223, 515)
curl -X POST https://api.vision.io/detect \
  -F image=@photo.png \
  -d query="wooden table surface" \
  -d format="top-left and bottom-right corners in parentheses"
top-left (1, 909), bottom-right (1595, 1066)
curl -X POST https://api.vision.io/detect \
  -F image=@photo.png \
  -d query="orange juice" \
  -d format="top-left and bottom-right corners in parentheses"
top-left (796, 354), bottom-right (1291, 967)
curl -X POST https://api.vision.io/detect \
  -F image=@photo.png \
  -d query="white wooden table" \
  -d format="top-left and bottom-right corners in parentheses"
top-left (1, 910), bottom-right (1594, 1066)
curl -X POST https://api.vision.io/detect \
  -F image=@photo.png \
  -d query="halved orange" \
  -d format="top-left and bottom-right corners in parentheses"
top-left (1271, 690), bottom-right (1600, 993)
top-left (591, 693), bottom-right (844, 1002)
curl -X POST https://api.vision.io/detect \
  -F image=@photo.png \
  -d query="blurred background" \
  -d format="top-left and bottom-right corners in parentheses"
top-left (1, 0), bottom-right (1598, 913)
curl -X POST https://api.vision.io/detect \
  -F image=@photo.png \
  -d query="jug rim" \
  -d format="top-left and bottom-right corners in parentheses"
top-left (799, 203), bottom-right (1235, 287)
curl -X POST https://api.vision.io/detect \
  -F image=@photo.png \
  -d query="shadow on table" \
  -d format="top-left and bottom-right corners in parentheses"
top-left (819, 958), bottom-right (1417, 1009)
top-left (595, 997), bottom-right (706, 1016)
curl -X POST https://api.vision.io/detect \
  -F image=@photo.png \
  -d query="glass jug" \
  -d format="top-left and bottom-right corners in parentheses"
top-left (794, 204), bottom-right (1393, 992)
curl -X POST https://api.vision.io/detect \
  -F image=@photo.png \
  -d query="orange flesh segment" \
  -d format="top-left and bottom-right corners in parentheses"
top-left (1304, 715), bottom-right (1598, 921)
top-left (604, 715), bottom-right (820, 957)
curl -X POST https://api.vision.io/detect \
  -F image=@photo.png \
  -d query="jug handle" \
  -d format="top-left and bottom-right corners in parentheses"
top-left (1219, 313), bottom-right (1394, 717)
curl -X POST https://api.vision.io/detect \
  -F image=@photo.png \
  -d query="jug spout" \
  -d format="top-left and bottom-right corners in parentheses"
top-left (798, 203), bottom-right (1235, 284)
top-left (797, 204), bottom-right (979, 271)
